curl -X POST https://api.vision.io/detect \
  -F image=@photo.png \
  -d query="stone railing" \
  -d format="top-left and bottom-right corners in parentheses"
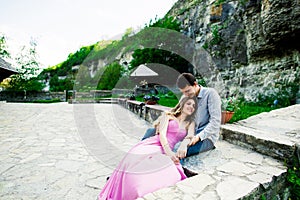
top-left (118, 98), bottom-right (171, 123)
top-left (68, 90), bottom-right (113, 103)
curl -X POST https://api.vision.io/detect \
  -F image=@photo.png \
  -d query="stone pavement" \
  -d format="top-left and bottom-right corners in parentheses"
top-left (0, 102), bottom-right (298, 199)
top-left (0, 102), bottom-right (147, 199)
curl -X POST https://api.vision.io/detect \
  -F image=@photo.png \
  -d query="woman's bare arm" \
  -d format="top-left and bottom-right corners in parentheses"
top-left (158, 112), bottom-right (180, 164)
top-left (176, 121), bottom-right (195, 159)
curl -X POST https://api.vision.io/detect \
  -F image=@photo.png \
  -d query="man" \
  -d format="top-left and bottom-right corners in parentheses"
top-left (176, 73), bottom-right (221, 155)
top-left (142, 73), bottom-right (221, 176)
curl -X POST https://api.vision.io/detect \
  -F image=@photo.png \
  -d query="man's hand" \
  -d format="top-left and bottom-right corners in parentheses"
top-left (189, 135), bottom-right (200, 146)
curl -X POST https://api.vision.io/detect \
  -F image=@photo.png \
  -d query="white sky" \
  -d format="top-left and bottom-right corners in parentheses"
top-left (0, 0), bottom-right (176, 68)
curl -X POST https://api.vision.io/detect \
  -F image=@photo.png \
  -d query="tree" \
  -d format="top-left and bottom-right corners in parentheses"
top-left (7, 38), bottom-right (44, 91)
top-left (0, 34), bottom-right (10, 59)
top-left (97, 62), bottom-right (124, 90)
top-left (49, 74), bottom-right (73, 92)
top-left (129, 16), bottom-right (191, 75)
top-left (130, 48), bottom-right (190, 74)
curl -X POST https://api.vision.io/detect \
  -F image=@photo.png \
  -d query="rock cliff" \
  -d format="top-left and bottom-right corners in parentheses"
top-left (167, 0), bottom-right (300, 102)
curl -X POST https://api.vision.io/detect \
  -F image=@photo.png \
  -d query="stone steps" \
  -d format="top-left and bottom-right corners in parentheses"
top-left (141, 140), bottom-right (287, 200)
top-left (68, 98), bottom-right (119, 104)
top-left (220, 124), bottom-right (295, 161)
top-left (97, 98), bottom-right (119, 104)
top-left (221, 105), bottom-right (300, 161)
top-left (135, 105), bottom-right (300, 199)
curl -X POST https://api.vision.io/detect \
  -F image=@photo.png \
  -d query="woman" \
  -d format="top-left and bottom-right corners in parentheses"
top-left (98, 96), bottom-right (197, 200)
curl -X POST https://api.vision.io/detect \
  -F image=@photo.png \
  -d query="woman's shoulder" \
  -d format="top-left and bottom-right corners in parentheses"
top-left (153, 111), bottom-right (174, 126)
top-left (164, 111), bottom-right (176, 120)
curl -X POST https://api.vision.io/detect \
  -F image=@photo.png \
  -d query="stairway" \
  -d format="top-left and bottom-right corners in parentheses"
top-left (96, 98), bottom-right (119, 104)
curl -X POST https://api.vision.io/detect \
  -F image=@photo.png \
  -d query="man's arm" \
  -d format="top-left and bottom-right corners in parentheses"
top-left (190, 89), bottom-right (221, 145)
top-left (198, 89), bottom-right (221, 142)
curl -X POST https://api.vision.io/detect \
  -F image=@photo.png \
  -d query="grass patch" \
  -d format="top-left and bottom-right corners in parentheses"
top-left (229, 102), bottom-right (277, 123)
top-left (157, 98), bottom-right (178, 107)
top-left (135, 94), bottom-right (179, 108)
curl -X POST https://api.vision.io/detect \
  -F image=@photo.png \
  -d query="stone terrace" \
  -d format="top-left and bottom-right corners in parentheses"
top-left (0, 102), bottom-right (299, 199)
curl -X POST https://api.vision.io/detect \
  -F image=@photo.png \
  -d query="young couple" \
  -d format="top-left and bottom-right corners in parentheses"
top-left (98, 73), bottom-right (221, 200)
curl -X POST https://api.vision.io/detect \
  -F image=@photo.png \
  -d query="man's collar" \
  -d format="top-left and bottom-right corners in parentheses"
top-left (197, 85), bottom-right (205, 99)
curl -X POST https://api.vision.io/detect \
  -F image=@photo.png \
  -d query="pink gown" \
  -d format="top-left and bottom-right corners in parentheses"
top-left (98, 120), bottom-right (187, 200)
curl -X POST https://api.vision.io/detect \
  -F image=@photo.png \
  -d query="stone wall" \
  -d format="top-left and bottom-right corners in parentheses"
top-left (0, 91), bottom-right (66, 102)
top-left (0, 90), bottom-right (114, 103)
top-left (111, 88), bottom-right (134, 96)
top-left (72, 90), bottom-right (112, 99)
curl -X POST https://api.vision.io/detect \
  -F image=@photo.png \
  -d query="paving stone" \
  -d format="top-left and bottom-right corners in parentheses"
top-left (247, 172), bottom-right (274, 185)
top-left (236, 152), bottom-right (264, 165)
top-left (216, 176), bottom-right (259, 200)
top-left (176, 174), bottom-right (216, 195)
top-left (19, 153), bottom-right (42, 163)
top-left (55, 160), bottom-right (83, 172)
top-left (217, 160), bottom-right (255, 176)
top-left (256, 165), bottom-right (286, 176)
top-left (141, 192), bottom-right (157, 200)
top-left (85, 177), bottom-right (103, 190)
top-left (196, 191), bottom-right (219, 200)
top-left (149, 187), bottom-right (175, 199)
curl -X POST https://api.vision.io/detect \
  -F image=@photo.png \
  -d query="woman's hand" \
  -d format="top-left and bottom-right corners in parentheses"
top-left (167, 151), bottom-right (180, 164)
top-left (176, 145), bottom-right (187, 159)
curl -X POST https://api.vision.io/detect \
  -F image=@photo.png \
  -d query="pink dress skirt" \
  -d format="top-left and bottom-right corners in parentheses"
top-left (98, 120), bottom-right (187, 200)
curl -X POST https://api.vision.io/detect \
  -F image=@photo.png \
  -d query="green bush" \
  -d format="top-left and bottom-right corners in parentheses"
top-left (287, 152), bottom-right (300, 199)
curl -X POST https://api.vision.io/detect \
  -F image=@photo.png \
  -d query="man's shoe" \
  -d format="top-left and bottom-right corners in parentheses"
top-left (183, 167), bottom-right (198, 177)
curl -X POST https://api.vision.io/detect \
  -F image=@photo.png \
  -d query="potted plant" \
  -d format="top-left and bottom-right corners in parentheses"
top-left (139, 80), bottom-right (148, 88)
top-left (143, 95), bottom-right (160, 105)
top-left (221, 96), bottom-right (238, 124)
